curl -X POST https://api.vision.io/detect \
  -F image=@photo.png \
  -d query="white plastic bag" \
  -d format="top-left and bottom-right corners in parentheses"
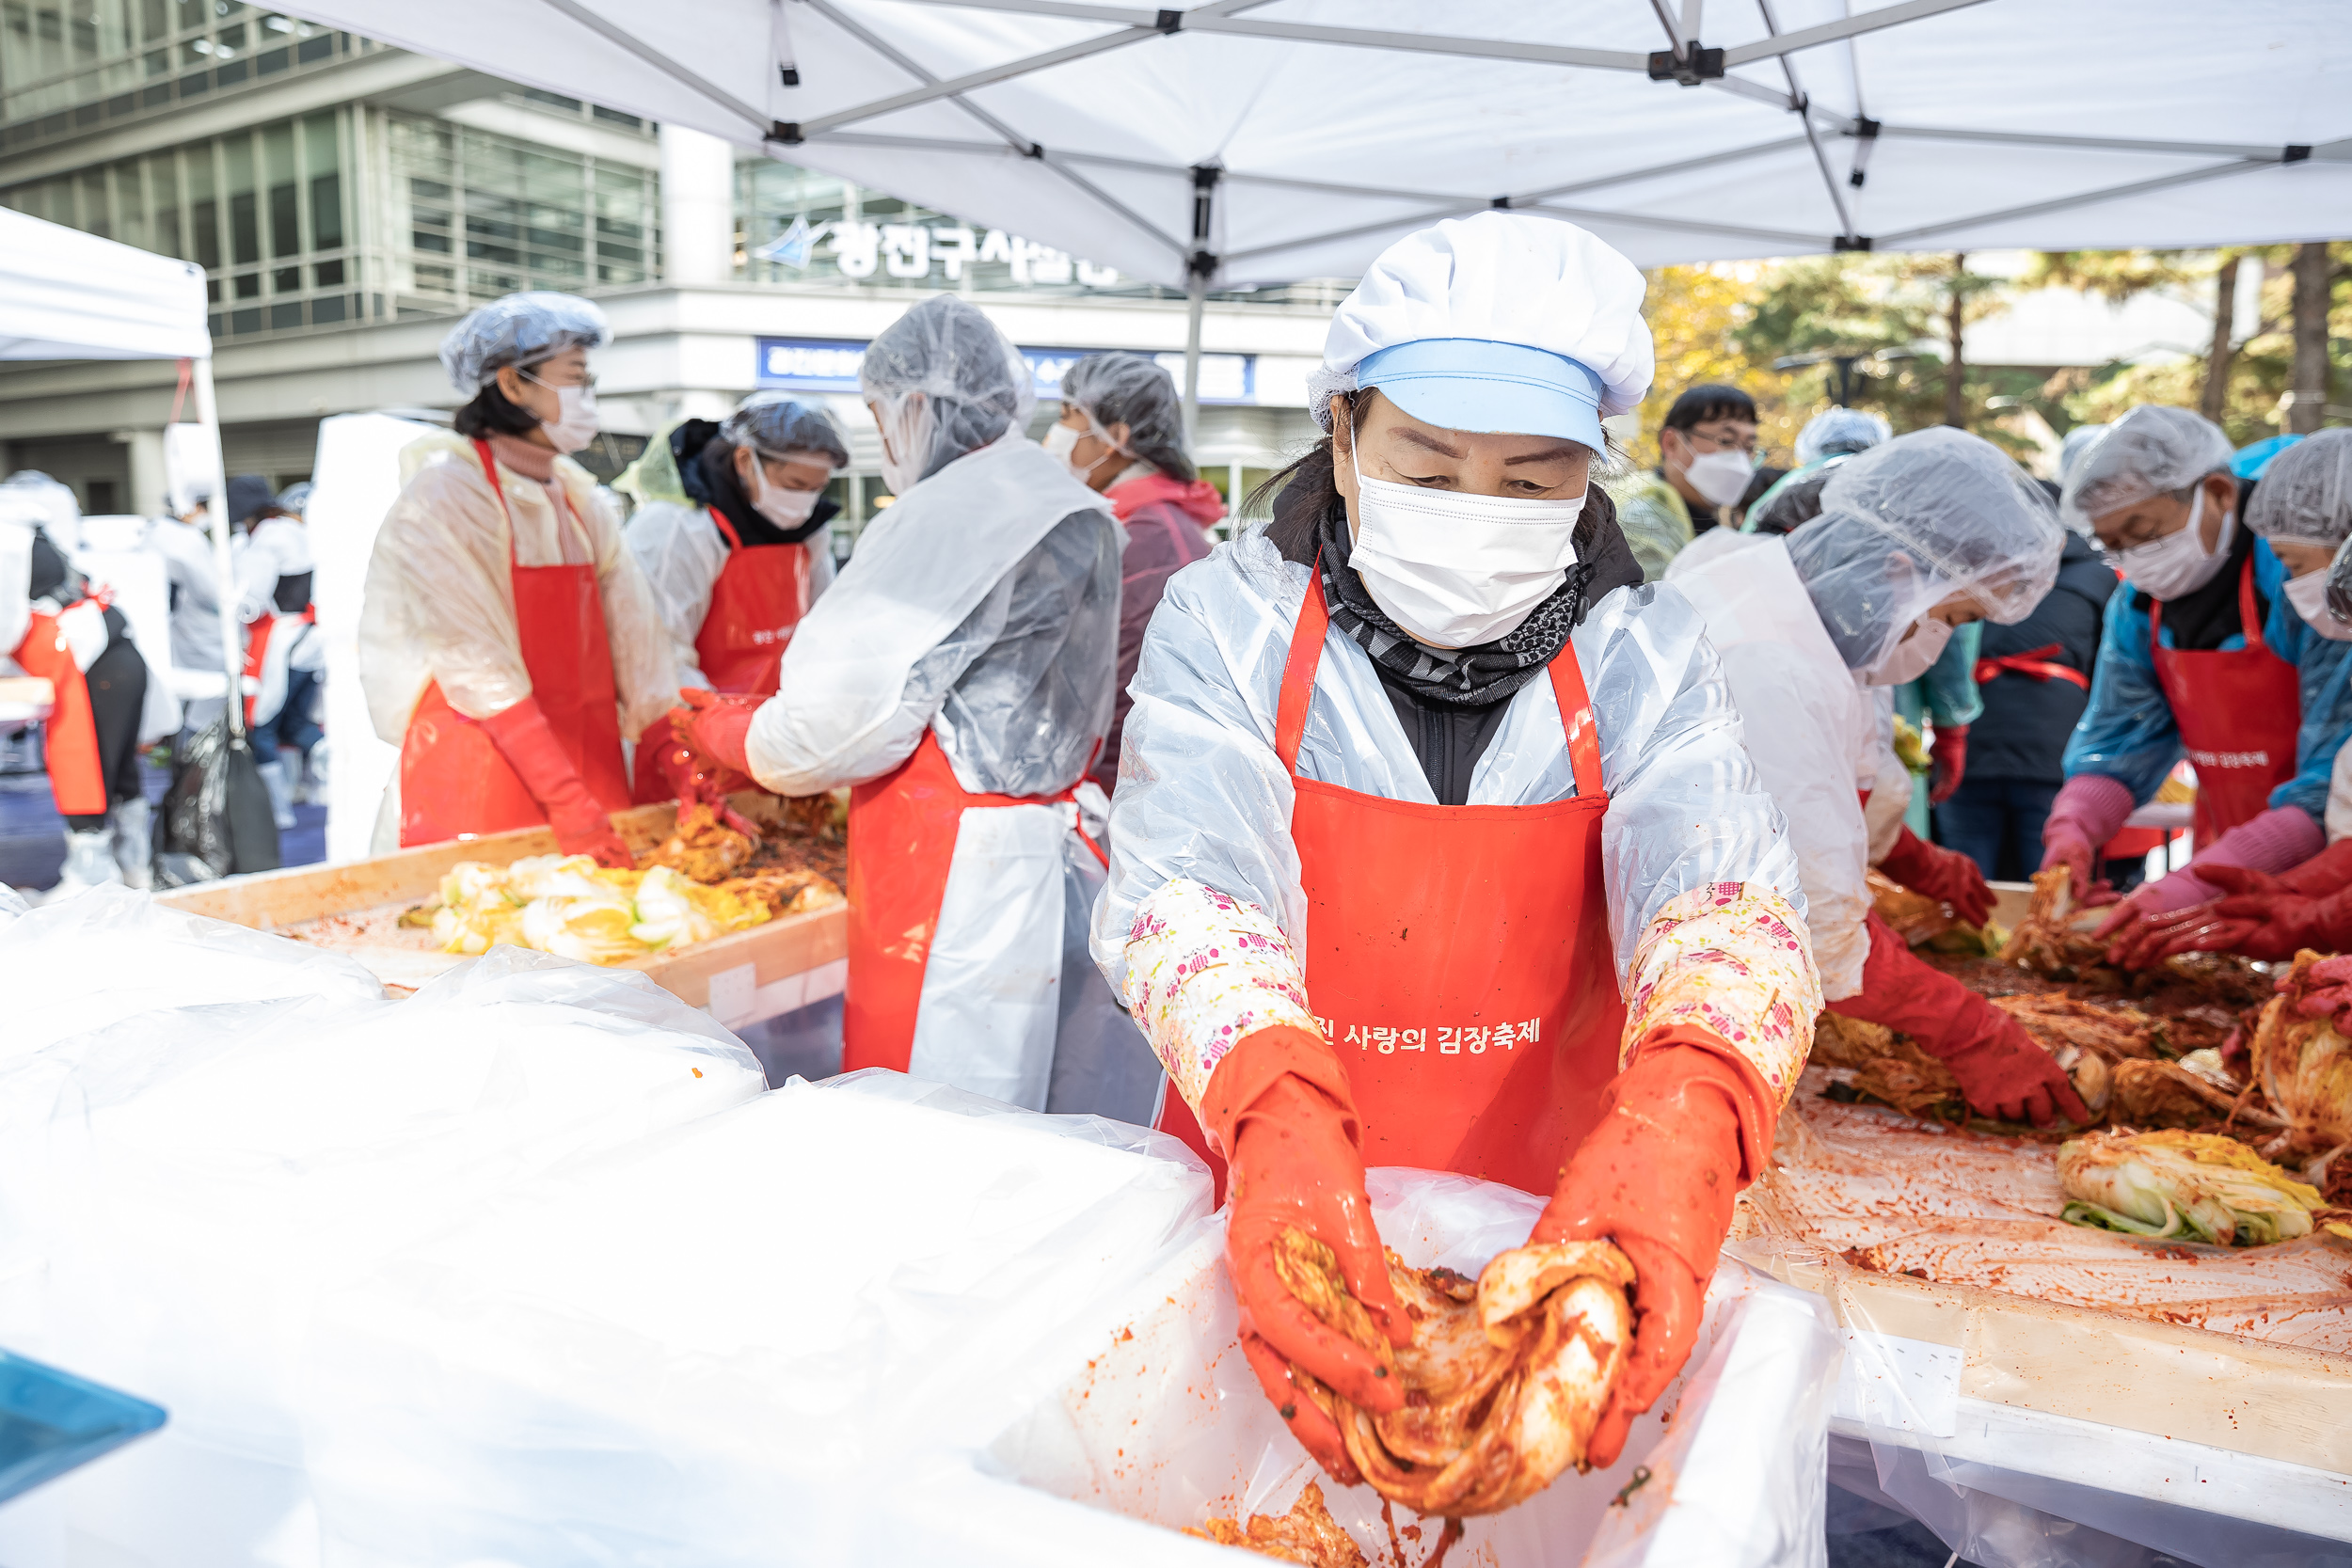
top-left (0, 947), bottom-right (766, 1568)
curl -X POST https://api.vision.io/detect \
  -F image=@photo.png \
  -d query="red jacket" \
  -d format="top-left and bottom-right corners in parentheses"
top-left (1095, 472), bottom-right (1221, 793)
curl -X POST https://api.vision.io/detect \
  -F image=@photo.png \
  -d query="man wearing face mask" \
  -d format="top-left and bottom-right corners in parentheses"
top-left (668, 293), bottom-right (1160, 1124)
top-left (1044, 351), bottom-right (1222, 794)
top-left (624, 396), bottom-right (849, 803)
top-left (1675, 428), bottom-right (2086, 1131)
top-left (2103, 430), bottom-right (2352, 966)
top-left (1091, 214), bottom-right (1819, 1483)
top-left (2041, 408), bottom-right (2352, 962)
top-left (358, 292), bottom-right (674, 863)
top-left (1606, 384), bottom-right (1759, 578)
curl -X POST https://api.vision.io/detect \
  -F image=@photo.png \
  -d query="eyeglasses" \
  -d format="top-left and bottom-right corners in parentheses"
top-left (1680, 424), bottom-right (1756, 454)
top-left (522, 368), bottom-right (598, 392)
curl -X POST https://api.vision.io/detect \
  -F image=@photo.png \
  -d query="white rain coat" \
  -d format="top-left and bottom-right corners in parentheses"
top-left (1090, 531), bottom-right (1808, 1007)
top-left (358, 435), bottom-right (675, 846)
top-left (1668, 538), bottom-right (1880, 998)
top-left (741, 435), bottom-right (1158, 1119)
top-left (625, 500), bottom-right (836, 692)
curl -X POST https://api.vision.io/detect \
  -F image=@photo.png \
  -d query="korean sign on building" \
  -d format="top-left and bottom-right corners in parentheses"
top-left (755, 337), bottom-right (1256, 404)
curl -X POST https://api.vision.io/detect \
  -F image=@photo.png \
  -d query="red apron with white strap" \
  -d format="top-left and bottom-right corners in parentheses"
top-left (398, 440), bottom-right (629, 847)
top-left (2147, 557), bottom-right (2299, 847)
top-left (631, 505), bottom-right (813, 803)
top-left (841, 731), bottom-right (1104, 1076)
top-left (12, 610), bottom-right (104, 816)
top-left (1156, 573), bottom-right (1626, 1197)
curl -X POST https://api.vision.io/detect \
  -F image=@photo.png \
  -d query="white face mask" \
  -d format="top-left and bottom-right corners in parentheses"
top-left (1346, 441), bottom-right (1586, 649)
top-left (527, 378), bottom-right (598, 454)
top-left (2114, 487), bottom-right (2231, 600)
top-left (1862, 615), bottom-right (1953, 686)
top-left (2285, 567), bottom-right (2352, 641)
top-left (1041, 420), bottom-right (1093, 483)
top-left (1679, 447), bottom-right (1755, 509)
top-left (745, 457), bottom-right (824, 531)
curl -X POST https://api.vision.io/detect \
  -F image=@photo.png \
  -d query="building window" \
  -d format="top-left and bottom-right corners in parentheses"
top-left (0, 2), bottom-right (373, 150)
top-left (0, 104), bottom-right (364, 341)
top-left (387, 112), bottom-right (658, 315)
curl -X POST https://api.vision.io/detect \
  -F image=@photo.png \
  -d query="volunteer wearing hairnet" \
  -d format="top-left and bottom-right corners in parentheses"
top-left (1740, 405), bottom-right (1891, 538)
top-left (358, 292), bottom-right (673, 865)
top-left (2106, 432), bottom-right (2352, 963)
top-left (624, 396), bottom-right (849, 802)
top-left (2043, 407), bottom-right (2352, 960)
top-left (1046, 351), bottom-right (1221, 794)
top-left (0, 485), bottom-right (116, 897)
top-left (1675, 428), bottom-right (2086, 1126)
top-left (673, 293), bottom-right (1153, 1119)
top-left (1093, 214), bottom-right (1818, 1482)
top-left (230, 475), bottom-right (317, 830)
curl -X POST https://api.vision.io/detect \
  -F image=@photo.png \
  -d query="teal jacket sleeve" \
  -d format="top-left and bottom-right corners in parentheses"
top-left (2062, 580), bottom-right (2182, 805)
top-left (1922, 621), bottom-right (1983, 728)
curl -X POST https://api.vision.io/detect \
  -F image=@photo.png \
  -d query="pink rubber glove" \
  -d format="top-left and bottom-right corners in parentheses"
top-left (2098, 805), bottom-right (2325, 956)
top-left (2040, 773), bottom-right (2135, 899)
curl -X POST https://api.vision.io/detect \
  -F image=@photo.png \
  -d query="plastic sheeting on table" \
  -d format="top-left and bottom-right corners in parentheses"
top-left (0, 882), bottom-right (384, 1064)
top-left (972, 1166), bottom-right (1846, 1568)
top-left (1737, 1068), bottom-right (2352, 1568)
top-left (0, 945), bottom-right (766, 1568)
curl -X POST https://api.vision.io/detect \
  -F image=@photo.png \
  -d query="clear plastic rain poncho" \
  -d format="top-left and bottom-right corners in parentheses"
top-left (2058, 405), bottom-right (2233, 534)
top-left (1674, 429), bottom-right (2061, 999)
top-left (1092, 531), bottom-right (1815, 1111)
top-left (739, 295), bottom-right (1139, 1119)
top-left (1790, 426), bottom-right (2065, 673)
top-left (626, 397), bottom-right (850, 691)
top-left (1792, 407), bottom-right (1891, 467)
top-left (358, 292), bottom-right (671, 752)
top-left (861, 293), bottom-right (1036, 493)
top-left (1060, 351), bottom-right (1195, 480)
top-left (437, 291), bottom-right (610, 393)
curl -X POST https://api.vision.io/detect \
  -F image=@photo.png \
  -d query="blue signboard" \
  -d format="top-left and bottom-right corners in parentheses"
top-left (755, 337), bottom-right (1254, 404)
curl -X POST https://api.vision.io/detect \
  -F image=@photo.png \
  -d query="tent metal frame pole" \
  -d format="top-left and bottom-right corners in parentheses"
top-left (189, 354), bottom-right (246, 738)
top-left (1754, 0), bottom-right (1858, 242)
top-left (1182, 164), bottom-right (1217, 445)
top-left (1877, 156), bottom-right (2282, 245)
top-left (531, 0), bottom-right (773, 135)
top-left (1719, 0), bottom-right (1994, 65)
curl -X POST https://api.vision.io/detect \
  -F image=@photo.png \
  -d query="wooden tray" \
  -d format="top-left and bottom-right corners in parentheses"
top-left (151, 799), bottom-right (848, 1028)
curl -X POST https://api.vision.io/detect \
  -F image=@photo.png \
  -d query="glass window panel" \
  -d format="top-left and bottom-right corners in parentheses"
top-left (230, 306), bottom-right (259, 334)
top-left (312, 257), bottom-right (341, 286)
top-left (229, 190), bottom-right (256, 262)
top-left (308, 169), bottom-right (340, 247)
top-left (309, 293), bottom-right (343, 324)
top-left (139, 0), bottom-right (165, 40)
top-left (78, 168), bottom-right (106, 235)
top-left (215, 19), bottom-right (242, 51)
top-left (268, 301), bottom-right (300, 329)
top-left (110, 160), bottom-right (145, 250)
top-left (148, 150), bottom-right (180, 255)
top-left (267, 180), bottom-right (295, 254)
top-left (271, 263), bottom-right (297, 290)
top-left (231, 270), bottom-right (258, 298)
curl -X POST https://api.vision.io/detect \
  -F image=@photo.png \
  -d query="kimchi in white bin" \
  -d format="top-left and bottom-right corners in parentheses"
top-left (950, 1169), bottom-right (1845, 1568)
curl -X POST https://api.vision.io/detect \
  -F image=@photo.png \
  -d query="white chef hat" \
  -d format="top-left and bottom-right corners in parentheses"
top-left (1307, 212), bottom-right (1655, 452)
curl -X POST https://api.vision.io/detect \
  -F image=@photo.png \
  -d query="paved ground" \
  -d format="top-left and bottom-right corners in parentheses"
top-left (0, 750), bottom-right (326, 895)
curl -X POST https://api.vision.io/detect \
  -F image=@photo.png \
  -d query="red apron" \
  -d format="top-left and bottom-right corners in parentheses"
top-left (841, 732), bottom-right (1104, 1075)
top-left (1156, 576), bottom-right (1624, 1197)
top-left (631, 506), bottom-right (813, 803)
top-left (399, 441), bottom-right (629, 847)
top-left (2148, 557), bottom-right (2299, 847)
top-left (13, 610), bottom-right (104, 816)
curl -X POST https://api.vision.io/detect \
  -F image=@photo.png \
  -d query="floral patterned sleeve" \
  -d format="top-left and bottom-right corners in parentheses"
top-left (1620, 880), bottom-right (1820, 1110)
top-left (1119, 876), bottom-right (1321, 1114)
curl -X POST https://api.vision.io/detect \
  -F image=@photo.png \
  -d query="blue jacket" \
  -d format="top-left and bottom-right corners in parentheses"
top-left (2063, 534), bottom-right (2352, 821)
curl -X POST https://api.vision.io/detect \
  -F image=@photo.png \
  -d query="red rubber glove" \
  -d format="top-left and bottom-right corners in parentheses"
top-left (1927, 724), bottom-right (1968, 806)
top-left (2296, 954), bottom-right (2352, 1032)
top-left (1831, 912), bottom-right (2091, 1126)
top-left (2115, 866), bottom-right (2352, 966)
top-left (1205, 1026), bottom-right (1407, 1486)
top-left (1533, 1038), bottom-right (1767, 1469)
top-left (479, 696), bottom-right (631, 868)
top-left (662, 689), bottom-right (764, 837)
top-left (1877, 824), bottom-right (1994, 927)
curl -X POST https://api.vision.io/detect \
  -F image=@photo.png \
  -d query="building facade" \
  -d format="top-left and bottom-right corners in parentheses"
top-left (0, 8), bottom-right (1325, 528)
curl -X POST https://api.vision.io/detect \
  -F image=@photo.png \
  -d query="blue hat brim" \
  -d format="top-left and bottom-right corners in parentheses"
top-left (1357, 339), bottom-right (1606, 451)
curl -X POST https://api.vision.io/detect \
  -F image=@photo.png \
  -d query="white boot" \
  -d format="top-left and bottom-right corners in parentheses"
top-left (297, 738), bottom-right (330, 804)
top-left (257, 758), bottom-right (297, 831)
top-left (44, 829), bottom-right (123, 903)
top-left (111, 796), bottom-right (152, 890)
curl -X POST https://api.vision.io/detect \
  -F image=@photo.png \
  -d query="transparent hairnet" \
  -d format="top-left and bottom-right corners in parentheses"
top-left (721, 395), bottom-right (850, 469)
top-left (1061, 351), bottom-right (1195, 482)
top-left (1793, 407), bottom-right (1891, 467)
top-left (2248, 427), bottom-right (2352, 545)
top-left (438, 292), bottom-right (611, 396)
top-left (1787, 426), bottom-right (2063, 671)
top-left (273, 482), bottom-right (312, 517)
top-left (2056, 422), bottom-right (2108, 483)
top-left (2058, 405), bottom-right (2233, 533)
top-left (859, 294), bottom-right (1034, 486)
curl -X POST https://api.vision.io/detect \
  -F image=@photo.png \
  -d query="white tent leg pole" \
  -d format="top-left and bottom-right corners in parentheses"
top-left (1182, 271), bottom-right (1206, 445)
top-left (191, 355), bottom-right (244, 737)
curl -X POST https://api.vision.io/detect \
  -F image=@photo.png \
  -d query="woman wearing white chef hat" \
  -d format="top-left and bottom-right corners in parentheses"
top-left (1091, 212), bottom-right (1817, 1481)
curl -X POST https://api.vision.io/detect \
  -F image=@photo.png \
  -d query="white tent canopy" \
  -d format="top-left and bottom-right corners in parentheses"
top-left (269, 0), bottom-right (2351, 289)
top-left (0, 208), bottom-right (242, 706)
